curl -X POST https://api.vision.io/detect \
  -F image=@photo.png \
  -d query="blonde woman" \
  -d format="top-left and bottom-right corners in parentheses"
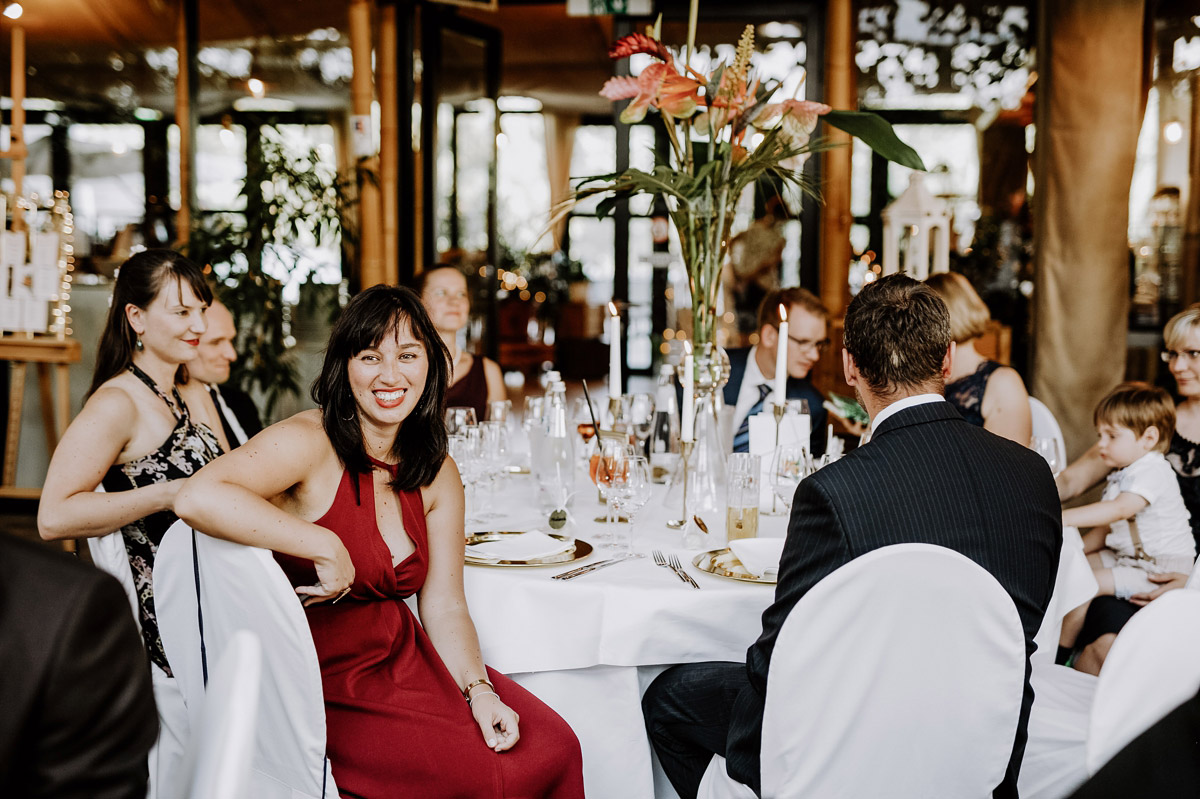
top-left (926, 271), bottom-right (1032, 445)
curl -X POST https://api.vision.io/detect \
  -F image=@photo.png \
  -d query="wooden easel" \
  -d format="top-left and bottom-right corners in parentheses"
top-left (0, 335), bottom-right (80, 500)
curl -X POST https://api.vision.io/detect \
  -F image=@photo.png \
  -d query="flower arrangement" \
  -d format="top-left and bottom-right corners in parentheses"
top-left (575, 15), bottom-right (924, 379)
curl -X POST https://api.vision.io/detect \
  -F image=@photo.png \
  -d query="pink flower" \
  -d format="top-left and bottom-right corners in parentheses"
top-left (755, 100), bottom-right (831, 170)
top-left (600, 63), bottom-right (701, 124)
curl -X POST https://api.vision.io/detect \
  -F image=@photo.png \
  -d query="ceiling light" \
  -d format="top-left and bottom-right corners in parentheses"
top-left (3, 3), bottom-right (23, 20)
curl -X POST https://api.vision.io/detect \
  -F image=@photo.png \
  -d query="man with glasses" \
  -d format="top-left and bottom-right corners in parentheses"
top-left (725, 287), bottom-right (829, 455)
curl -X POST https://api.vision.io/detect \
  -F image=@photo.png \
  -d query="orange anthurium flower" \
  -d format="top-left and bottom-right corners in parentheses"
top-left (756, 99), bottom-right (832, 170)
top-left (600, 63), bottom-right (701, 124)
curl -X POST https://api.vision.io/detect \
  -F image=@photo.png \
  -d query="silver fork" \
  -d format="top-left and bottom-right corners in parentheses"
top-left (669, 553), bottom-right (701, 589)
top-left (652, 549), bottom-right (695, 588)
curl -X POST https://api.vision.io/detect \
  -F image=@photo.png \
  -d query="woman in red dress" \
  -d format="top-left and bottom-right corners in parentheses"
top-left (177, 286), bottom-right (584, 798)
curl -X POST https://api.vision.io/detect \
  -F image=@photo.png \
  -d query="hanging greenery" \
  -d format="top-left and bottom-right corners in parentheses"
top-left (186, 124), bottom-right (357, 417)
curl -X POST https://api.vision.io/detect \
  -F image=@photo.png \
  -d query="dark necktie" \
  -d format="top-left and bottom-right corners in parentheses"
top-left (732, 383), bottom-right (773, 453)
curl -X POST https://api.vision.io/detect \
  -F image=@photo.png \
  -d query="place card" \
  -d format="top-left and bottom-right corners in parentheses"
top-left (0, 231), bottom-right (25, 267)
top-left (30, 231), bottom-right (58, 268)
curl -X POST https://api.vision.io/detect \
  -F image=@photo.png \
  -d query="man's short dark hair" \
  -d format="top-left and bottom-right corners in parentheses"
top-left (843, 274), bottom-right (951, 398)
top-left (756, 287), bottom-right (828, 332)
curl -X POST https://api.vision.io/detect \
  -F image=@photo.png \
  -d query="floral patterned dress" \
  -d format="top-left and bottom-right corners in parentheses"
top-left (101, 364), bottom-right (223, 674)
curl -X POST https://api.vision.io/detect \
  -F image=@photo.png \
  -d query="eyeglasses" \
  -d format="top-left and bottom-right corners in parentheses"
top-left (427, 288), bottom-right (469, 301)
top-left (787, 335), bottom-right (831, 354)
top-left (1161, 349), bottom-right (1200, 363)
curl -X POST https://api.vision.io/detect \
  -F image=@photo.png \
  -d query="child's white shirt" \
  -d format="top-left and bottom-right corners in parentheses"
top-left (1103, 451), bottom-right (1196, 562)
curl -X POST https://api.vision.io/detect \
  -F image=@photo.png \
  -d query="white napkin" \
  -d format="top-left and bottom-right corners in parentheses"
top-left (466, 531), bottom-right (572, 562)
top-left (728, 538), bottom-right (785, 578)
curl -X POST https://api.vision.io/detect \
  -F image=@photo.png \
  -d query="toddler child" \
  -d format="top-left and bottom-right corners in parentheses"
top-left (1064, 382), bottom-right (1196, 600)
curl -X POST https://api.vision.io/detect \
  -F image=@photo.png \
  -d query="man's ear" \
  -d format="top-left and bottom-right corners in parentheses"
top-left (942, 341), bottom-right (956, 380)
top-left (842, 348), bottom-right (858, 387)
top-left (759, 324), bottom-right (778, 351)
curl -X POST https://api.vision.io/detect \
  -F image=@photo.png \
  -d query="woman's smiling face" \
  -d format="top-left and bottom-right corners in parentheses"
top-left (346, 316), bottom-right (429, 431)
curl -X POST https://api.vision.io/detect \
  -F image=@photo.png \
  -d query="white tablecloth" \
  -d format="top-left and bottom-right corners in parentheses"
top-left (463, 472), bottom-right (786, 799)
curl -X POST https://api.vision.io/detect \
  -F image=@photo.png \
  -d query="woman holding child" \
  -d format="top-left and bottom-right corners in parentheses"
top-left (1058, 306), bottom-right (1200, 673)
top-left (177, 285), bottom-right (583, 797)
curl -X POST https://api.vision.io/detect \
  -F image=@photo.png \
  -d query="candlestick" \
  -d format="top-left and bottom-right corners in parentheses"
top-left (608, 301), bottom-right (621, 398)
top-left (681, 343), bottom-right (694, 442)
top-left (773, 303), bottom-right (788, 407)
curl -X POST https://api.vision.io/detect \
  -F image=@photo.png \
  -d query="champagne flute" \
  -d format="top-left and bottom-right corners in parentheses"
top-left (446, 406), bottom-right (478, 436)
top-left (573, 398), bottom-right (600, 460)
top-left (609, 454), bottom-right (652, 554)
top-left (592, 439), bottom-right (632, 531)
top-left (628, 393), bottom-right (656, 456)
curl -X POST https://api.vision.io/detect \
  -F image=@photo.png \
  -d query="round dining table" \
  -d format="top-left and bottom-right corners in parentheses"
top-left (461, 469), bottom-right (787, 799)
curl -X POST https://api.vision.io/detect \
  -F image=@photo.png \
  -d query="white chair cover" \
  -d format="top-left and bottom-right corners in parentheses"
top-left (1187, 558), bottom-right (1200, 590)
top-left (1029, 397), bottom-right (1066, 460)
top-left (1032, 526), bottom-right (1098, 668)
top-left (155, 520), bottom-right (337, 799)
top-left (1086, 589), bottom-right (1200, 774)
top-left (85, 486), bottom-right (141, 628)
top-left (1017, 664), bottom-right (1097, 799)
top-left (698, 544), bottom-right (1026, 799)
top-left (180, 630), bottom-right (262, 799)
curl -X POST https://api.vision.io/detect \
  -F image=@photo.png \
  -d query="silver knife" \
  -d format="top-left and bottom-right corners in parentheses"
top-left (553, 553), bottom-right (642, 580)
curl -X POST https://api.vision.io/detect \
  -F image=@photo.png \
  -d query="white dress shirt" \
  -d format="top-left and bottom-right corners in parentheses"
top-left (868, 393), bottom-right (946, 437)
top-left (734, 346), bottom-right (773, 433)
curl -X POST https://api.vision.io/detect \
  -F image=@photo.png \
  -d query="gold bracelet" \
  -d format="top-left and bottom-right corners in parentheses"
top-left (462, 678), bottom-right (494, 700)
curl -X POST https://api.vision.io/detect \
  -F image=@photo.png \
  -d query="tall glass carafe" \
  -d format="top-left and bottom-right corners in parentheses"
top-left (538, 379), bottom-right (575, 514)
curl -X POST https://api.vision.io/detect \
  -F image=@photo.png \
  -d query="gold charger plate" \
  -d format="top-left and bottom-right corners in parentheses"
top-left (464, 532), bottom-right (592, 567)
top-left (692, 548), bottom-right (778, 585)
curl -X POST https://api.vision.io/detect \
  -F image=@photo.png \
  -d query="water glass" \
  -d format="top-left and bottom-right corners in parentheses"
top-left (770, 445), bottom-right (806, 512)
top-left (522, 396), bottom-right (545, 430)
top-left (726, 452), bottom-right (761, 541)
top-left (609, 454), bottom-right (651, 553)
top-left (1031, 436), bottom-right (1065, 476)
top-left (487, 399), bottom-right (512, 423)
top-left (446, 406), bottom-right (478, 436)
top-left (628, 393), bottom-right (656, 454)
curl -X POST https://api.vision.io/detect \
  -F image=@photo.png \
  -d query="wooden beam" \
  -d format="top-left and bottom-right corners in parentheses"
top-left (379, 2), bottom-right (399, 286)
top-left (819, 0), bottom-right (853, 318)
top-left (174, 0), bottom-right (198, 246)
top-left (350, 0), bottom-right (385, 289)
top-left (10, 24), bottom-right (24, 227)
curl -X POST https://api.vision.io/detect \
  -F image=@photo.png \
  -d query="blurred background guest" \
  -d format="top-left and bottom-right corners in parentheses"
top-left (1058, 305), bottom-right (1200, 674)
top-left (927, 271), bottom-right (1032, 445)
top-left (188, 297), bottom-right (263, 447)
top-left (417, 265), bottom-right (506, 420)
top-left (0, 531), bottom-right (157, 799)
top-left (724, 287), bottom-right (828, 456)
top-left (724, 203), bottom-right (786, 337)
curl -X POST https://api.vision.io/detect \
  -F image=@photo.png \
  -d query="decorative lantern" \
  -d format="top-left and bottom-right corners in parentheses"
top-left (880, 172), bottom-right (951, 280)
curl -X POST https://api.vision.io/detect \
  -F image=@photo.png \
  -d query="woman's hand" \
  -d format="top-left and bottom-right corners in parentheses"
top-left (1129, 572), bottom-right (1191, 606)
top-left (470, 692), bottom-right (520, 752)
top-left (296, 536), bottom-right (355, 606)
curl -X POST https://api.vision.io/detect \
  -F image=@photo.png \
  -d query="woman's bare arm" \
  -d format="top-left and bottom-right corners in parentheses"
top-left (981, 366), bottom-right (1032, 446)
top-left (39, 388), bottom-right (178, 541)
top-left (174, 411), bottom-right (353, 602)
top-left (483, 357), bottom-right (507, 407)
top-left (1056, 442), bottom-right (1108, 501)
top-left (418, 458), bottom-right (519, 751)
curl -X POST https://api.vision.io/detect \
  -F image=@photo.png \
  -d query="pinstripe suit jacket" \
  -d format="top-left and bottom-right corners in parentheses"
top-left (726, 400), bottom-right (1061, 798)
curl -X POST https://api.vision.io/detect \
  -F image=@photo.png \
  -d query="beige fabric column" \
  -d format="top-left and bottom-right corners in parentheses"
top-left (1033, 0), bottom-right (1147, 460)
top-left (544, 112), bottom-right (579, 251)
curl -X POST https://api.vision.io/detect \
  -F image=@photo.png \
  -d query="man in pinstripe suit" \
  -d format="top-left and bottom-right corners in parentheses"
top-left (643, 274), bottom-right (1061, 799)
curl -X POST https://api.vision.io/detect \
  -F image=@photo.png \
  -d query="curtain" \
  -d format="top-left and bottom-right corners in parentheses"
top-left (544, 112), bottom-right (580, 251)
top-left (1032, 0), bottom-right (1149, 460)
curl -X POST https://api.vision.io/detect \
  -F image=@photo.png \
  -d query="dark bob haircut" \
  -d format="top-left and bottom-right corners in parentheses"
top-left (90, 249), bottom-right (213, 397)
top-left (312, 285), bottom-right (450, 492)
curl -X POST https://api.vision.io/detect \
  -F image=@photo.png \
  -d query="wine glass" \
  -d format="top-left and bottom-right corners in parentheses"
top-left (449, 428), bottom-right (483, 524)
top-left (1031, 436), bottom-right (1065, 476)
top-left (609, 454), bottom-right (652, 554)
top-left (478, 421), bottom-right (509, 517)
top-left (628, 393), bottom-right (656, 455)
top-left (446, 406), bottom-right (478, 436)
top-left (592, 439), bottom-right (633, 530)
top-left (770, 445), bottom-right (807, 512)
top-left (487, 399), bottom-right (512, 423)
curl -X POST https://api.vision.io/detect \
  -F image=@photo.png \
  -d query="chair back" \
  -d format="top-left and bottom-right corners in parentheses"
top-left (85, 486), bottom-right (141, 629)
top-left (1029, 397), bottom-right (1066, 458)
top-left (155, 520), bottom-right (337, 798)
top-left (180, 630), bottom-right (262, 799)
top-left (1086, 589), bottom-right (1200, 774)
top-left (759, 544), bottom-right (1026, 799)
